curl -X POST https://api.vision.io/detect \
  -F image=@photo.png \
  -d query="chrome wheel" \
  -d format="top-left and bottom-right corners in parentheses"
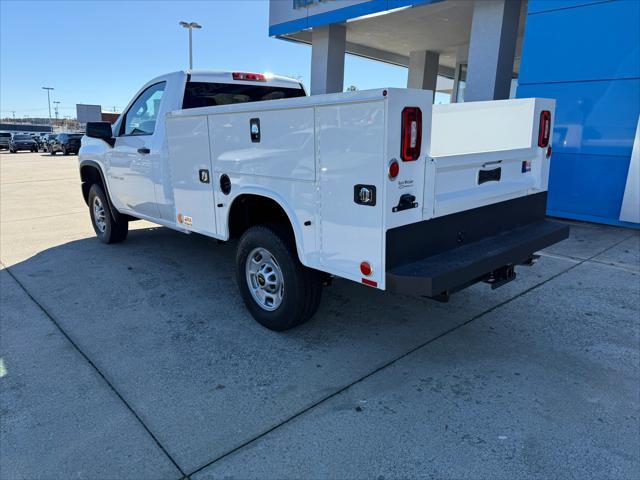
top-left (92, 196), bottom-right (107, 233)
top-left (245, 247), bottom-right (284, 311)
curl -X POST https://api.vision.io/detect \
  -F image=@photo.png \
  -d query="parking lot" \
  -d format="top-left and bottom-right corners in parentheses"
top-left (0, 150), bottom-right (638, 479)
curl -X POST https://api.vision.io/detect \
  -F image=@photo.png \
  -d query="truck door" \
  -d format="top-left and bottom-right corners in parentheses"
top-left (107, 81), bottom-right (166, 219)
top-left (165, 114), bottom-right (217, 235)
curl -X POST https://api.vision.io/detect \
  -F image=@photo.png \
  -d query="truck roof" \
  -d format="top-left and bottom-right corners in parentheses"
top-left (148, 70), bottom-right (304, 90)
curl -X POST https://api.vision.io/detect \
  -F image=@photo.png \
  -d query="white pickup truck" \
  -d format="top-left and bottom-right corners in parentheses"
top-left (79, 70), bottom-right (568, 331)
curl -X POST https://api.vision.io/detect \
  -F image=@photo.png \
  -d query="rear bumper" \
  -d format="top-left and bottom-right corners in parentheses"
top-left (384, 193), bottom-right (560, 296)
top-left (386, 220), bottom-right (569, 297)
top-left (386, 219), bottom-right (569, 296)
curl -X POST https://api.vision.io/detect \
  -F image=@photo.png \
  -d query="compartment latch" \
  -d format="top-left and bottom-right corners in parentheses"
top-left (354, 184), bottom-right (376, 206)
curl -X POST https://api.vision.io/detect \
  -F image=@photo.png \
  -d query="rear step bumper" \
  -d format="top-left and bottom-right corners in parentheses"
top-left (385, 220), bottom-right (569, 297)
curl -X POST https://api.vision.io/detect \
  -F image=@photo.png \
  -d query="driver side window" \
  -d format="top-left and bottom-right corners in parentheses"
top-left (121, 82), bottom-right (166, 136)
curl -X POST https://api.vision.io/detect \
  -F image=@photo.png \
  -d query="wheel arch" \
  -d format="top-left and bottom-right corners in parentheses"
top-left (79, 160), bottom-right (120, 219)
top-left (226, 191), bottom-right (307, 264)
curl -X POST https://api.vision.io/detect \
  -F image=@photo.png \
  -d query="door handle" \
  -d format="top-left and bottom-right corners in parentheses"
top-left (137, 148), bottom-right (150, 154)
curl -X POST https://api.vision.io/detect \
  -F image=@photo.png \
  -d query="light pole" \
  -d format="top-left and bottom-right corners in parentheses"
top-left (53, 101), bottom-right (60, 121)
top-left (42, 87), bottom-right (54, 128)
top-left (179, 21), bottom-right (202, 70)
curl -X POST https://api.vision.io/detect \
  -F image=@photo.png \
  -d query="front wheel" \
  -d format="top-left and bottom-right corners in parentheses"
top-left (88, 184), bottom-right (128, 244)
top-left (236, 225), bottom-right (322, 331)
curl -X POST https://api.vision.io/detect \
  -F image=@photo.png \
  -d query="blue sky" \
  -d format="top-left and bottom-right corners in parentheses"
top-left (0, 0), bottom-right (408, 119)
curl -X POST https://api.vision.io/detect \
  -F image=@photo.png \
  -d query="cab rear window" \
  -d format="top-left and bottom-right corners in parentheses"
top-left (182, 82), bottom-right (305, 109)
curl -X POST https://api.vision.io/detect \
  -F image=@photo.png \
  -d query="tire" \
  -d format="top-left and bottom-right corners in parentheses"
top-left (62, 146), bottom-right (68, 155)
top-left (10, 149), bottom-right (15, 153)
top-left (236, 224), bottom-right (322, 331)
top-left (88, 183), bottom-right (128, 244)
top-left (50, 149), bottom-right (56, 155)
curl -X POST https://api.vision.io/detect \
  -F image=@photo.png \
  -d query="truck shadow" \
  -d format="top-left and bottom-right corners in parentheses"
top-left (8, 224), bottom-right (451, 337)
top-left (5, 223), bottom-right (561, 352)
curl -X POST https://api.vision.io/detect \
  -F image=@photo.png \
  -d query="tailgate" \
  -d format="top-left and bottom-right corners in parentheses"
top-left (426, 98), bottom-right (554, 219)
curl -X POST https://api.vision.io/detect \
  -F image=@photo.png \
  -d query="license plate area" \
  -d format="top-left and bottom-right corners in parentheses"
top-left (478, 167), bottom-right (502, 184)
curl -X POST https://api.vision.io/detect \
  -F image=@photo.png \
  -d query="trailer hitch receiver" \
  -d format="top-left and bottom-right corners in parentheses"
top-left (482, 265), bottom-right (516, 290)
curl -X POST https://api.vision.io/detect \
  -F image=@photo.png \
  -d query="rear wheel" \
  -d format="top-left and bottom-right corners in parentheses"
top-left (236, 225), bottom-right (322, 331)
top-left (88, 184), bottom-right (128, 244)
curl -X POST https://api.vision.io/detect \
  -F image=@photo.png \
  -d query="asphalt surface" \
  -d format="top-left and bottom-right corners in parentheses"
top-left (1, 151), bottom-right (638, 480)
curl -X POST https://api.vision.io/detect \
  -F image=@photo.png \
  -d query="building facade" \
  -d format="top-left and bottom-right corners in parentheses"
top-left (269, 0), bottom-right (640, 227)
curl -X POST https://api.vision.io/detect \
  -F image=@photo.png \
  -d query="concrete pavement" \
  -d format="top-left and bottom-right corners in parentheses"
top-left (1, 151), bottom-right (638, 479)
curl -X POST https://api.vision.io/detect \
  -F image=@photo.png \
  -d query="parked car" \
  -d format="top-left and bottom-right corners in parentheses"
top-left (42, 134), bottom-right (57, 152)
top-left (31, 135), bottom-right (45, 151)
top-left (0, 132), bottom-right (11, 150)
top-left (9, 134), bottom-right (38, 153)
top-left (49, 133), bottom-right (83, 155)
top-left (80, 70), bottom-right (569, 331)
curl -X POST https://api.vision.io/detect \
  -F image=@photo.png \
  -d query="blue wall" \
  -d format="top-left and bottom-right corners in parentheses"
top-left (517, 0), bottom-right (640, 227)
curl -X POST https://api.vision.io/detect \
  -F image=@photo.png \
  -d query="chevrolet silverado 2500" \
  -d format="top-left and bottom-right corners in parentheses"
top-left (79, 70), bottom-right (569, 331)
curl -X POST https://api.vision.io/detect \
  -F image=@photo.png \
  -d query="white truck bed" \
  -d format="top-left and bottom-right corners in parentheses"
top-left (165, 88), bottom-right (561, 290)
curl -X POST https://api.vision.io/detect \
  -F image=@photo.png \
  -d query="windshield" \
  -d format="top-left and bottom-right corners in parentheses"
top-left (13, 135), bottom-right (32, 140)
top-left (68, 134), bottom-right (83, 139)
top-left (182, 82), bottom-right (305, 109)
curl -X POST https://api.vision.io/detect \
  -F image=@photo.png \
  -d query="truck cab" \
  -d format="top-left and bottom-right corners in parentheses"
top-left (80, 70), bottom-right (306, 221)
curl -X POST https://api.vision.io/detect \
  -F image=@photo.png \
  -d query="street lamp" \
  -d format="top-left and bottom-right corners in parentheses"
top-left (179, 21), bottom-right (202, 70)
top-left (53, 101), bottom-right (60, 121)
top-left (42, 86), bottom-right (54, 128)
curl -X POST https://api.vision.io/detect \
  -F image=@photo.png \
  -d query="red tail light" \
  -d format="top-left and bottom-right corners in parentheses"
top-left (538, 110), bottom-right (551, 148)
top-left (401, 107), bottom-right (422, 161)
top-left (232, 72), bottom-right (266, 82)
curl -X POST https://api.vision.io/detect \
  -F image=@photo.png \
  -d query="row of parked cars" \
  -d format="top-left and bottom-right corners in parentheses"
top-left (0, 132), bottom-right (84, 155)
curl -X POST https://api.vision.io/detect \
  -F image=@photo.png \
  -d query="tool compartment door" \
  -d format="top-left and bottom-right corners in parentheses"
top-left (166, 114), bottom-right (217, 235)
top-left (317, 100), bottom-right (386, 286)
top-left (428, 98), bottom-right (555, 219)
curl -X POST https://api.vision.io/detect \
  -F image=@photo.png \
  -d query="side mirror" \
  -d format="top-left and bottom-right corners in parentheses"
top-left (86, 122), bottom-right (115, 147)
